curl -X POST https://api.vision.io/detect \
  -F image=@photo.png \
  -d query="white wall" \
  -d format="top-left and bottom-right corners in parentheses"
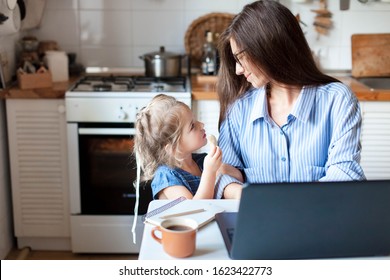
top-left (24, 0), bottom-right (390, 71)
top-left (289, 0), bottom-right (390, 69)
top-left (2, 1), bottom-right (390, 72)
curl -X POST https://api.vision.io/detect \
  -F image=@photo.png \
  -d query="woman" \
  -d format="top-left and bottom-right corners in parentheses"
top-left (215, 0), bottom-right (366, 199)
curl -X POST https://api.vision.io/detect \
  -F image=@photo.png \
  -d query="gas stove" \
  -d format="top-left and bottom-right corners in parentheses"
top-left (65, 75), bottom-right (192, 123)
top-left (65, 74), bottom-right (192, 253)
top-left (66, 75), bottom-right (191, 97)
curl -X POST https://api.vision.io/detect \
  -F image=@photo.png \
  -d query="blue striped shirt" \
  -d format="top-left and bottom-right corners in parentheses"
top-left (215, 82), bottom-right (366, 199)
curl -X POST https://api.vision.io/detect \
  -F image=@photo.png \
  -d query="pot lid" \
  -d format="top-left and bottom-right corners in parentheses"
top-left (143, 46), bottom-right (182, 59)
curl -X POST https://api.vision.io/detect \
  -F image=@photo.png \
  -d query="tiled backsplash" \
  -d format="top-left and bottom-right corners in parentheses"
top-left (15, 0), bottom-right (390, 71)
top-left (0, 0), bottom-right (389, 82)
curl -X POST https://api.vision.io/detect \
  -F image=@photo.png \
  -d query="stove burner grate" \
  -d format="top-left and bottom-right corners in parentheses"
top-left (93, 83), bottom-right (113, 91)
top-left (70, 75), bottom-right (188, 93)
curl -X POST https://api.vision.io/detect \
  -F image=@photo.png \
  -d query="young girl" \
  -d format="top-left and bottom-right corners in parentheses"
top-left (134, 94), bottom-right (242, 200)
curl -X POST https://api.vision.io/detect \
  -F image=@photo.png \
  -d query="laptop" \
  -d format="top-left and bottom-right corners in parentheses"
top-left (216, 180), bottom-right (390, 260)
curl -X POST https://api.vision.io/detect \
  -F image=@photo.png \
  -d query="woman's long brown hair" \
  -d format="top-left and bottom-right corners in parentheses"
top-left (217, 0), bottom-right (339, 126)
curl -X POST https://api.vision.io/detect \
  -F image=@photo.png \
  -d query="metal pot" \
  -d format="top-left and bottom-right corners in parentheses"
top-left (139, 46), bottom-right (184, 77)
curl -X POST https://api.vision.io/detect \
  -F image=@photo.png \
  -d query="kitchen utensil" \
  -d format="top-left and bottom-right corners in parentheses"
top-left (5, 0), bottom-right (17, 10)
top-left (20, 0), bottom-right (46, 30)
top-left (0, 58), bottom-right (5, 89)
top-left (37, 40), bottom-right (58, 56)
top-left (351, 33), bottom-right (390, 78)
top-left (17, 0), bottom-right (25, 20)
top-left (311, 0), bottom-right (332, 36)
top-left (22, 60), bottom-right (36, 73)
top-left (44, 50), bottom-right (68, 82)
top-left (340, 0), bottom-right (350, 10)
top-left (139, 46), bottom-right (184, 77)
top-left (0, 2), bottom-right (21, 35)
top-left (20, 36), bottom-right (38, 51)
top-left (185, 12), bottom-right (235, 68)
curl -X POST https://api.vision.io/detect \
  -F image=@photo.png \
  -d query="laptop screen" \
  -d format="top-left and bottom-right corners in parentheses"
top-left (217, 180), bottom-right (390, 259)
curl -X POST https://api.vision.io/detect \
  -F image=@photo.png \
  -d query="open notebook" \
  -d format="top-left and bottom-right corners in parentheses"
top-left (143, 197), bottom-right (225, 228)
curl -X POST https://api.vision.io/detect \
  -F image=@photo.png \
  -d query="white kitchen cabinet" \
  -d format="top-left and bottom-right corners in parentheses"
top-left (193, 100), bottom-right (220, 153)
top-left (6, 99), bottom-right (71, 250)
top-left (360, 101), bottom-right (390, 180)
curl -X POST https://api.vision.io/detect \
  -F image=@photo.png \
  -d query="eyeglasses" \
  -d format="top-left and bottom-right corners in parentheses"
top-left (233, 49), bottom-right (246, 67)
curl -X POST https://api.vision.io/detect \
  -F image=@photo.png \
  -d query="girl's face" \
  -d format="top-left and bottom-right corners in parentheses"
top-left (178, 107), bottom-right (207, 154)
top-left (230, 38), bottom-right (268, 89)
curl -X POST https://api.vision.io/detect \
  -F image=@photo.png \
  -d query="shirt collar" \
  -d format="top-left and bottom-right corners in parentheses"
top-left (249, 87), bottom-right (268, 123)
top-left (290, 86), bottom-right (316, 123)
top-left (249, 85), bottom-right (316, 124)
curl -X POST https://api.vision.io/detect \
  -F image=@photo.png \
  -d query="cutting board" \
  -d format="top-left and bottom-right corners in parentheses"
top-left (351, 33), bottom-right (390, 78)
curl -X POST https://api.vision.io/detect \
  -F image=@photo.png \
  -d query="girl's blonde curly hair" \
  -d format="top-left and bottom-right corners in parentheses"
top-left (134, 94), bottom-right (190, 181)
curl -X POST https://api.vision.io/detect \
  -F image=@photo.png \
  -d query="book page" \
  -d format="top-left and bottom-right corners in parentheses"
top-left (144, 200), bottom-right (225, 228)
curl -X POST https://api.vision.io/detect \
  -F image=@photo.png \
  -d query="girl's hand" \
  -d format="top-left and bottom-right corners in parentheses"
top-left (195, 135), bottom-right (222, 199)
top-left (204, 145), bottom-right (222, 174)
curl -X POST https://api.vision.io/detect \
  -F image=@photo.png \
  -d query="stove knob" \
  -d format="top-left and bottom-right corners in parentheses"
top-left (118, 109), bottom-right (127, 120)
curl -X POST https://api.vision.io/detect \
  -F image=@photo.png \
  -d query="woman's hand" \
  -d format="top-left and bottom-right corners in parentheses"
top-left (218, 164), bottom-right (244, 182)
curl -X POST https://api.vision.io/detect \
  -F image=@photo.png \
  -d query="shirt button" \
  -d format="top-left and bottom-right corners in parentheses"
top-left (280, 131), bottom-right (283, 135)
top-left (281, 157), bottom-right (286, 161)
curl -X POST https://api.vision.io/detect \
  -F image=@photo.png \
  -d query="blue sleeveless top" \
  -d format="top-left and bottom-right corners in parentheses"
top-left (151, 153), bottom-right (207, 199)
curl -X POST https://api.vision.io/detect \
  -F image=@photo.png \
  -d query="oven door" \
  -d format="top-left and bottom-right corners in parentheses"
top-left (67, 122), bottom-right (152, 215)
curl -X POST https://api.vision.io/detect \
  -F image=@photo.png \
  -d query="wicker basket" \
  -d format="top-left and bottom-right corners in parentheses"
top-left (184, 12), bottom-right (235, 68)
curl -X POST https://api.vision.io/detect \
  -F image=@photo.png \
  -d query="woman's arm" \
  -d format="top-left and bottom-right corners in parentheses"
top-left (320, 89), bottom-right (366, 181)
top-left (218, 164), bottom-right (244, 182)
top-left (222, 183), bottom-right (243, 199)
top-left (214, 109), bottom-right (245, 199)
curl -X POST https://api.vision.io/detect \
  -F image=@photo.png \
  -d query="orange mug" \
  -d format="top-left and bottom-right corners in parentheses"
top-left (151, 218), bottom-right (198, 258)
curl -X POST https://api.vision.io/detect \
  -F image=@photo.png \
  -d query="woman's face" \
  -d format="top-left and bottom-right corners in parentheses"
top-left (178, 107), bottom-right (207, 154)
top-left (230, 38), bottom-right (268, 89)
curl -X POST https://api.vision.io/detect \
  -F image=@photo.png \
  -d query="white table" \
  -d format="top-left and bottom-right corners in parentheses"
top-left (138, 199), bottom-right (239, 260)
top-left (138, 199), bottom-right (390, 261)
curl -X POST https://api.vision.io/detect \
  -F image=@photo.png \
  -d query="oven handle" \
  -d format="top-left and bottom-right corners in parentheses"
top-left (78, 128), bottom-right (136, 136)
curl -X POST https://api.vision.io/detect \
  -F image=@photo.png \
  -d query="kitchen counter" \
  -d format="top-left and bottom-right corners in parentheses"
top-left (2, 74), bottom-right (390, 101)
top-left (191, 75), bottom-right (390, 101)
top-left (337, 76), bottom-right (390, 101)
top-left (0, 77), bottom-right (78, 99)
